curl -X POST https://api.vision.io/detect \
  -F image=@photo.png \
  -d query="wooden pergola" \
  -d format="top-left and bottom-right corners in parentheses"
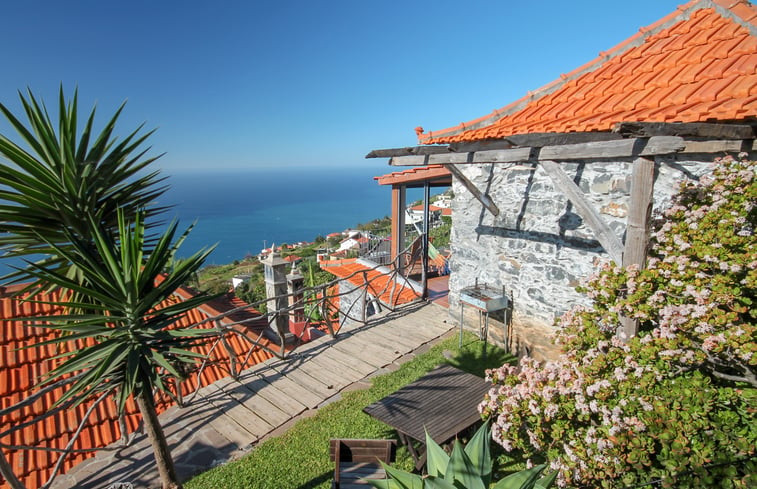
top-left (368, 121), bottom-right (757, 336)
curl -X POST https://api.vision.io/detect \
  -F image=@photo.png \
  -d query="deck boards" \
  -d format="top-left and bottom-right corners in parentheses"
top-left (55, 302), bottom-right (454, 489)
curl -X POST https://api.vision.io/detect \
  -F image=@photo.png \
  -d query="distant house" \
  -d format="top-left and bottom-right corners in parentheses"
top-left (0, 284), bottom-right (274, 489)
top-left (406, 204), bottom-right (442, 226)
top-left (370, 0), bottom-right (757, 360)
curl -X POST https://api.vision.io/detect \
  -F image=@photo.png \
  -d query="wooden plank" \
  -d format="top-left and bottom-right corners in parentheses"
top-left (203, 382), bottom-right (276, 437)
top-left (323, 346), bottom-right (383, 377)
top-left (682, 139), bottom-right (745, 153)
top-left (614, 121), bottom-right (755, 139)
top-left (294, 360), bottom-right (353, 391)
top-left (366, 145), bottom-right (450, 158)
top-left (364, 322), bottom-right (430, 346)
top-left (352, 328), bottom-right (417, 355)
top-left (304, 352), bottom-right (367, 384)
top-left (539, 136), bottom-right (685, 160)
top-left (194, 387), bottom-right (265, 444)
top-left (540, 160), bottom-right (624, 264)
top-left (472, 147), bottom-right (533, 163)
top-left (389, 154), bottom-right (428, 166)
top-left (234, 369), bottom-right (310, 415)
top-left (446, 164), bottom-right (500, 216)
top-left (331, 338), bottom-right (398, 368)
top-left (271, 362), bottom-right (339, 398)
top-left (620, 157), bottom-right (656, 339)
top-left (213, 377), bottom-right (294, 428)
top-left (254, 370), bottom-right (325, 409)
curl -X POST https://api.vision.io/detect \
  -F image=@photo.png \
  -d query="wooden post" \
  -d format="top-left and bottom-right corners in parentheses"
top-left (390, 185), bottom-right (406, 267)
top-left (421, 181), bottom-right (430, 299)
top-left (619, 157), bottom-right (656, 339)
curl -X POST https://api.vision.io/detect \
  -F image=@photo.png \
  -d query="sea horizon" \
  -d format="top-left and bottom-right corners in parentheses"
top-left (0, 164), bottom-right (441, 276)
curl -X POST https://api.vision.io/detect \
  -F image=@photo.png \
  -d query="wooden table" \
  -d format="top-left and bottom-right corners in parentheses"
top-left (362, 364), bottom-right (491, 470)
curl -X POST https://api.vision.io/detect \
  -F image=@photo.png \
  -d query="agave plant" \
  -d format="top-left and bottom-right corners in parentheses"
top-left (0, 87), bottom-right (168, 289)
top-left (368, 421), bottom-right (556, 489)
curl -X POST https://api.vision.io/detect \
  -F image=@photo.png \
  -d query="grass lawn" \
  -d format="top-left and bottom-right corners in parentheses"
top-left (185, 333), bottom-right (515, 489)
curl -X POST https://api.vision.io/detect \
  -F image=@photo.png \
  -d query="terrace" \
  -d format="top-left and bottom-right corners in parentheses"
top-left (47, 301), bottom-right (494, 489)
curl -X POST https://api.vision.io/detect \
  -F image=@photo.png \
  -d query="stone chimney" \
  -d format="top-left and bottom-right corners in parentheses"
top-left (262, 247), bottom-right (293, 343)
top-left (287, 263), bottom-right (305, 324)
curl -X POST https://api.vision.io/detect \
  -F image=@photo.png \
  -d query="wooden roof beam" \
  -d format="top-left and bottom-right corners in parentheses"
top-left (365, 146), bottom-right (450, 158)
top-left (613, 121), bottom-right (756, 139)
top-left (388, 136), bottom-right (687, 166)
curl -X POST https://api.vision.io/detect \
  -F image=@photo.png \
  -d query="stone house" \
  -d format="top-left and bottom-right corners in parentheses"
top-left (369, 0), bottom-right (757, 360)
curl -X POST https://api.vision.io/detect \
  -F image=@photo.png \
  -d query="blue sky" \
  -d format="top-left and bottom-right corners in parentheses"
top-left (1, 1), bottom-right (693, 173)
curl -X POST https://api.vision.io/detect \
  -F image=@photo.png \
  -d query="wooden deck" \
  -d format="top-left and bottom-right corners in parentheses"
top-left (53, 301), bottom-right (453, 489)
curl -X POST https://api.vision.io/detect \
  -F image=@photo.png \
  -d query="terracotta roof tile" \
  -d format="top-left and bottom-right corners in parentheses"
top-left (419, 1), bottom-right (757, 144)
top-left (373, 165), bottom-right (452, 186)
top-left (0, 285), bottom-right (274, 489)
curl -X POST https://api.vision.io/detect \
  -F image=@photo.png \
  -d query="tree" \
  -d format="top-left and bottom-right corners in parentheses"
top-left (0, 89), bottom-right (212, 489)
top-left (0, 87), bottom-right (168, 290)
top-left (23, 212), bottom-right (216, 489)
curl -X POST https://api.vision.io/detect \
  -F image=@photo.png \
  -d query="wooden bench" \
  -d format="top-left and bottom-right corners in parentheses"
top-left (329, 439), bottom-right (397, 488)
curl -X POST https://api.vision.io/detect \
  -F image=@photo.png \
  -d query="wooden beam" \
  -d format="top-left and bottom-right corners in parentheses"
top-left (682, 139), bottom-right (745, 154)
top-left (538, 136), bottom-right (685, 160)
top-left (619, 157), bottom-right (656, 339)
top-left (366, 146), bottom-right (450, 158)
top-left (449, 132), bottom-right (624, 152)
top-left (389, 137), bottom-right (687, 166)
top-left (445, 164), bottom-right (500, 216)
top-left (614, 121), bottom-right (756, 139)
top-left (540, 160), bottom-right (624, 264)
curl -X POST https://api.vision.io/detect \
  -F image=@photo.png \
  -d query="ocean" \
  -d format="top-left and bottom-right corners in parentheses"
top-left (0, 165), bottom-right (410, 275)
top-left (158, 166), bottom-right (394, 265)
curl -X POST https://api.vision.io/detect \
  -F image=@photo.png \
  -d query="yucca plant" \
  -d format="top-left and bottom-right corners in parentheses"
top-left (0, 87), bottom-right (168, 290)
top-left (20, 210), bottom-right (218, 489)
top-left (368, 422), bottom-right (556, 489)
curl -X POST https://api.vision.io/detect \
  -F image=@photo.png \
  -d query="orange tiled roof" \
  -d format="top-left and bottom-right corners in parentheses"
top-left (374, 165), bottom-right (452, 186)
top-left (418, 0), bottom-right (757, 144)
top-left (0, 284), bottom-right (273, 489)
top-left (319, 259), bottom-right (421, 307)
top-left (409, 204), bottom-right (443, 212)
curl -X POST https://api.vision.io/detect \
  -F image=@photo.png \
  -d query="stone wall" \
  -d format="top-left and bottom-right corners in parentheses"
top-left (449, 157), bottom-right (712, 361)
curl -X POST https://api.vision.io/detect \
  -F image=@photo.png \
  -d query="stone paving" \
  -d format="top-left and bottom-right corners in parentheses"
top-left (51, 301), bottom-right (453, 488)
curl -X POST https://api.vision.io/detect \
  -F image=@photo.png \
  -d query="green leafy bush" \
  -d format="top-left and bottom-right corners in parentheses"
top-left (481, 156), bottom-right (757, 488)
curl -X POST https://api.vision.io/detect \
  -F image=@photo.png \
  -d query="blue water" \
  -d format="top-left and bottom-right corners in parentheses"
top-left (0, 166), bottom-right (396, 274)
top-left (160, 166), bottom-right (391, 264)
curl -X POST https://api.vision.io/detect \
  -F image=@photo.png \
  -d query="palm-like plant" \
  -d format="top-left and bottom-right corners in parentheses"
top-left (22, 211), bottom-right (217, 489)
top-left (0, 87), bottom-right (168, 288)
top-left (0, 88), bottom-right (210, 489)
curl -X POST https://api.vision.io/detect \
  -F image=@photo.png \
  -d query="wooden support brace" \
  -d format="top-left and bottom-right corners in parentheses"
top-left (445, 164), bottom-right (500, 216)
top-left (619, 157), bottom-right (656, 339)
top-left (540, 160), bottom-right (624, 264)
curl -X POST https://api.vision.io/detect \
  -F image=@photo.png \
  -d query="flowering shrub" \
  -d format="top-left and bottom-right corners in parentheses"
top-left (481, 156), bottom-right (756, 488)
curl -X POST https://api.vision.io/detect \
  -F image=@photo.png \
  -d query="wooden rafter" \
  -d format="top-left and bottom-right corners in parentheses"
top-left (446, 164), bottom-right (500, 216)
top-left (613, 121), bottom-right (756, 139)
